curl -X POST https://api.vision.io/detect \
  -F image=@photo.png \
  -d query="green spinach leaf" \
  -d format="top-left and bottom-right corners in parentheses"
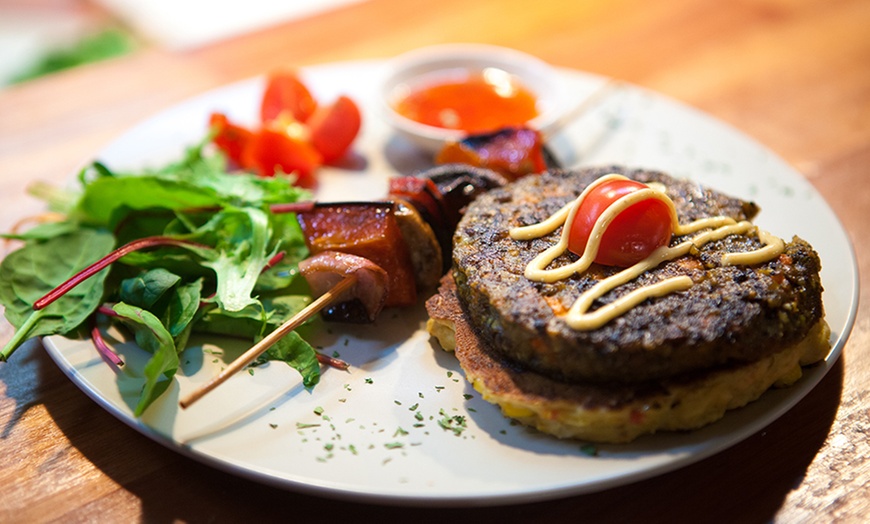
top-left (256, 330), bottom-right (320, 388)
top-left (112, 302), bottom-right (179, 416)
top-left (119, 268), bottom-right (182, 309)
top-left (0, 228), bottom-right (115, 360)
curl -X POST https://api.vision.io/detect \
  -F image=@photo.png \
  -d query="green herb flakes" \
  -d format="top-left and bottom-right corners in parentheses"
top-left (438, 409), bottom-right (467, 436)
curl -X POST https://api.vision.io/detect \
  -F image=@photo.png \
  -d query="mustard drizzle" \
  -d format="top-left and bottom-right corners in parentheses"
top-left (508, 174), bottom-right (785, 330)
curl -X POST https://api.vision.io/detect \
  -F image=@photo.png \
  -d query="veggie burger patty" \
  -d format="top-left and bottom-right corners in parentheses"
top-left (425, 166), bottom-right (831, 443)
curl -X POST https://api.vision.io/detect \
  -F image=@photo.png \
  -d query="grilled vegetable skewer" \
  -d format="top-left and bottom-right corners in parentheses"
top-left (178, 163), bottom-right (510, 405)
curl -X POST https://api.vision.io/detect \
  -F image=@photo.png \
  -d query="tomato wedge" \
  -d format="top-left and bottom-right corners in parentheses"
top-left (568, 178), bottom-right (673, 267)
top-left (260, 71), bottom-right (318, 123)
top-left (209, 112), bottom-right (253, 167)
top-left (242, 128), bottom-right (322, 188)
top-left (307, 95), bottom-right (362, 163)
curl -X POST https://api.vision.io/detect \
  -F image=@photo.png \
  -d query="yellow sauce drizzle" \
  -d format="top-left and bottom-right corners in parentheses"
top-left (508, 174), bottom-right (785, 330)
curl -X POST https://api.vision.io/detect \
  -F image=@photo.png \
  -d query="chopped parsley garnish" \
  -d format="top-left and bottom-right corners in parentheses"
top-left (438, 409), bottom-right (468, 436)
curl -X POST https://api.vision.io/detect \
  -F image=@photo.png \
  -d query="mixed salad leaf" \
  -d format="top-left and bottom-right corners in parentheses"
top-left (0, 138), bottom-right (321, 415)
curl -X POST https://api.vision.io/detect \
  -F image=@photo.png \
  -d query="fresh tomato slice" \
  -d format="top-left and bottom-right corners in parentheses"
top-left (209, 112), bottom-right (253, 167)
top-left (242, 128), bottom-right (322, 188)
top-left (260, 71), bottom-right (318, 124)
top-left (307, 95), bottom-right (362, 163)
top-left (567, 178), bottom-right (673, 267)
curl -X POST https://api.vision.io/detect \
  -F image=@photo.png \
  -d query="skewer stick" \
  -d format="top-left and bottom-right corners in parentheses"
top-left (179, 275), bottom-right (357, 409)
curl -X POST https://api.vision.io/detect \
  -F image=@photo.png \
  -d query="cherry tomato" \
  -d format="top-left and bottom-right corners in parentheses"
top-left (242, 128), bottom-right (322, 188)
top-left (260, 71), bottom-right (318, 123)
top-left (307, 95), bottom-right (362, 163)
top-left (567, 179), bottom-right (673, 267)
top-left (209, 112), bottom-right (253, 167)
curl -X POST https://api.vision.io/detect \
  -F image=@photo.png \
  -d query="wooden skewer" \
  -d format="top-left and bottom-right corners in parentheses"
top-left (179, 275), bottom-right (357, 409)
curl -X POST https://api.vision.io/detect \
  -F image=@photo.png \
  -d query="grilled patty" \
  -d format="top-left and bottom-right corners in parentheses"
top-left (451, 166), bottom-right (826, 384)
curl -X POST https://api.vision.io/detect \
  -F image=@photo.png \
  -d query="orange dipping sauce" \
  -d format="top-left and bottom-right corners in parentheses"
top-left (393, 70), bottom-right (539, 134)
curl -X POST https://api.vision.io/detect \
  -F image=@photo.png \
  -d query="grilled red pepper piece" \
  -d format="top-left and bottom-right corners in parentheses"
top-left (435, 126), bottom-right (548, 180)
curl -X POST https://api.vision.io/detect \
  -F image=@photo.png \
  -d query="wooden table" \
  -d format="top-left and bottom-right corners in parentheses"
top-left (1, 0), bottom-right (868, 521)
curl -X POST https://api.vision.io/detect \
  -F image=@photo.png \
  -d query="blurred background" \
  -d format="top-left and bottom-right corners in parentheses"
top-left (0, 0), bottom-right (364, 86)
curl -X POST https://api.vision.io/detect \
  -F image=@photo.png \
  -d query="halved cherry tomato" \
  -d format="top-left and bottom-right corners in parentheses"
top-left (567, 179), bottom-right (673, 267)
top-left (209, 112), bottom-right (253, 167)
top-left (242, 128), bottom-right (322, 188)
top-left (307, 95), bottom-right (362, 163)
top-left (260, 71), bottom-right (318, 123)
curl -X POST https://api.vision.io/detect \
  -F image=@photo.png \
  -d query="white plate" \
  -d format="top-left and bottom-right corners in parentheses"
top-left (44, 59), bottom-right (858, 507)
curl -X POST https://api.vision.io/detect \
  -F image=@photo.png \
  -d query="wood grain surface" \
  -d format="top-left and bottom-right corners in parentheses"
top-left (1, 0), bottom-right (868, 521)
